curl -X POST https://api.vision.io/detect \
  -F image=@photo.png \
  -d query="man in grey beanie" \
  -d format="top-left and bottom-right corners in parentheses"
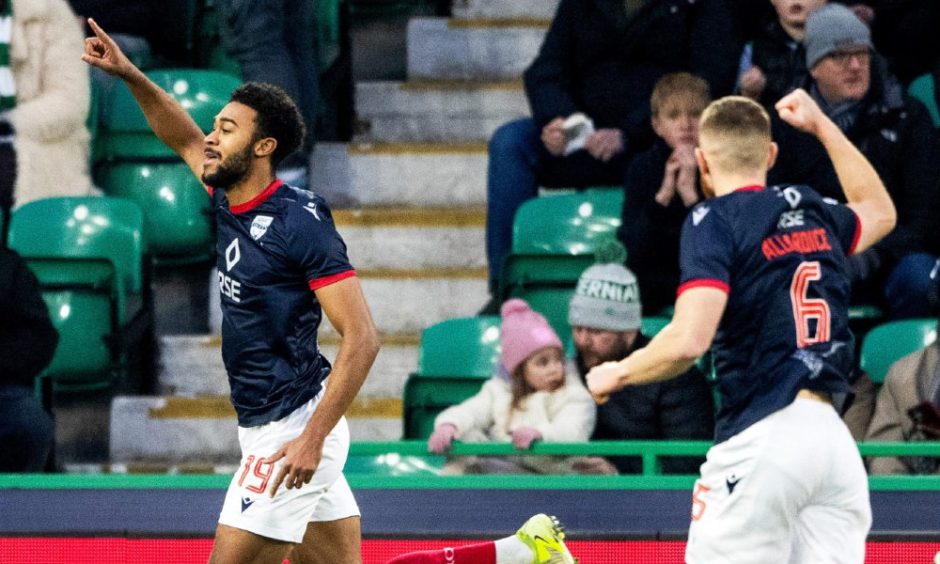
top-left (770, 2), bottom-right (940, 322)
top-left (568, 241), bottom-right (714, 474)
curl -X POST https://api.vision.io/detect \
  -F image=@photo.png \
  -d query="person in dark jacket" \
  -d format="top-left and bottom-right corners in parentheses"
top-left (769, 4), bottom-right (940, 319)
top-left (0, 247), bottom-right (58, 472)
top-left (738, 0), bottom-right (827, 108)
top-left (484, 0), bottom-right (742, 302)
top-left (567, 242), bottom-right (715, 474)
top-left (618, 72), bottom-right (710, 316)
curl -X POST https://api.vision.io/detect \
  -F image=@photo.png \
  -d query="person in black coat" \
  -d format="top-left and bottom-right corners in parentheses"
top-left (0, 247), bottom-right (58, 472)
top-left (484, 0), bottom-right (742, 300)
top-left (618, 72), bottom-right (710, 316)
top-left (568, 242), bottom-right (715, 474)
top-left (738, 0), bottom-right (826, 108)
top-left (769, 4), bottom-right (940, 319)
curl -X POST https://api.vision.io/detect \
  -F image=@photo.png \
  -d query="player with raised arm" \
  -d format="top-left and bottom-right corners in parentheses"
top-left (82, 19), bottom-right (380, 564)
top-left (586, 90), bottom-right (896, 563)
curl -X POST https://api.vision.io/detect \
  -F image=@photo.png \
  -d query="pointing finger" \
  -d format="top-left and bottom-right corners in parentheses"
top-left (269, 464), bottom-right (288, 498)
top-left (87, 18), bottom-right (113, 46)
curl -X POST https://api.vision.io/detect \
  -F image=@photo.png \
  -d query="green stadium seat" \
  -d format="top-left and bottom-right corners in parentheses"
top-left (860, 319), bottom-right (937, 384)
top-left (404, 316), bottom-right (500, 439)
top-left (102, 69), bottom-right (241, 160)
top-left (499, 191), bottom-right (624, 340)
top-left (9, 197), bottom-right (150, 391)
top-left (100, 162), bottom-right (213, 261)
top-left (510, 190), bottom-right (624, 256)
top-left (641, 316), bottom-right (671, 337)
top-left (908, 73), bottom-right (940, 128)
top-left (416, 315), bottom-right (501, 377)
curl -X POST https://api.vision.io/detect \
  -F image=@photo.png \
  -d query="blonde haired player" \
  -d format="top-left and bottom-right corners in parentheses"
top-left (587, 90), bottom-right (895, 563)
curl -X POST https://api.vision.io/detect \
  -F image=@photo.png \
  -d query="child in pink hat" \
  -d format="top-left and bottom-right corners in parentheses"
top-left (427, 299), bottom-right (613, 475)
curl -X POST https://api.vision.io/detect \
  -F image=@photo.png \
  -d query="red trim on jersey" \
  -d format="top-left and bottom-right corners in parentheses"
top-left (733, 185), bottom-right (764, 193)
top-left (677, 279), bottom-right (730, 297)
top-left (230, 179), bottom-right (284, 214)
top-left (308, 270), bottom-right (357, 291)
top-left (207, 186), bottom-right (214, 197)
top-left (847, 210), bottom-right (863, 256)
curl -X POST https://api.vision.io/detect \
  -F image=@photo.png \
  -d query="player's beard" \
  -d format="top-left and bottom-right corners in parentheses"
top-left (201, 143), bottom-right (254, 190)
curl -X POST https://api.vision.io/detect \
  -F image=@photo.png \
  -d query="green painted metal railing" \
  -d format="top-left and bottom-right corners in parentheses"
top-left (1, 441), bottom-right (939, 491)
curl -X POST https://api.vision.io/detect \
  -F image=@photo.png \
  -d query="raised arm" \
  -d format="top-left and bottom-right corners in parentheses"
top-left (775, 89), bottom-right (897, 253)
top-left (81, 18), bottom-right (206, 180)
top-left (586, 286), bottom-right (727, 403)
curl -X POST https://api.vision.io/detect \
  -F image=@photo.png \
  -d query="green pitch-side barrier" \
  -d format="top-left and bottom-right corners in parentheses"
top-left (2, 441), bottom-right (940, 492)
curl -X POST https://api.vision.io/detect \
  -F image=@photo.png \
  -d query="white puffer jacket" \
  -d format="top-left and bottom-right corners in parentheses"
top-left (10, 0), bottom-right (93, 206)
top-left (434, 370), bottom-right (597, 443)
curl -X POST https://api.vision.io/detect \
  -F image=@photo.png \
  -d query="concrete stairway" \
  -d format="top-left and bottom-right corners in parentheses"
top-left (105, 0), bottom-right (552, 469)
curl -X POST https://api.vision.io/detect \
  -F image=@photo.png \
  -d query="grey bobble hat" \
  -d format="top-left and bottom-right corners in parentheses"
top-left (568, 240), bottom-right (642, 332)
top-left (805, 4), bottom-right (872, 69)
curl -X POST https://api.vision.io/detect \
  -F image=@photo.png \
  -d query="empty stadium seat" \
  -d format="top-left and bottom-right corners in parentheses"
top-left (860, 319), bottom-right (937, 384)
top-left (403, 316), bottom-right (500, 439)
top-left (100, 162), bottom-right (213, 261)
top-left (498, 190), bottom-right (624, 339)
top-left (101, 69), bottom-right (240, 161)
top-left (9, 197), bottom-right (150, 392)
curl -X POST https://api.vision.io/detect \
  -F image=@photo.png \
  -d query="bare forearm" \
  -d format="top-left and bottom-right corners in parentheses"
top-left (816, 119), bottom-right (896, 247)
top-left (121, 66), bottom-right (205, 156)
top-left (302, 330), bottom-right (379, 443)
top-left (618, 324), bottom-right (700, 387)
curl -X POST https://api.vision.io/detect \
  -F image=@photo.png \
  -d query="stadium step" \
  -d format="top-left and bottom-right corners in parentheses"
top-left (109, 394), bottom-right (404, 463)
top-left (407, 17), bottom-right (548, 80)
top-left (334, 207), bottom-right (486, 270)
top-left (452, 0), bottom-right (559, 20)
top-left (158, 333), bottom-right (420, 401)
top-left (355, 80), bottom-right (526, 143)
top-left (310, 141), bottom-right (487, 207)
top-left (324, 267), bottom-right (489, 335)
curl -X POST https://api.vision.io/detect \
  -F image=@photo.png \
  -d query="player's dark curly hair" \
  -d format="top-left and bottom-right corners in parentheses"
top-left (229, 82), bottom-right (306, 168)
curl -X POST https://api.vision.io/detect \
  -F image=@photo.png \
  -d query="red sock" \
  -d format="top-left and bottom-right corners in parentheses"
top-left (386, 541), bottom-right (496, 564)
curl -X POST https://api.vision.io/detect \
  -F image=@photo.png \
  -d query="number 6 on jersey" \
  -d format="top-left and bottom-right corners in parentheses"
top-left (790, 261), bottom-right (831, 347)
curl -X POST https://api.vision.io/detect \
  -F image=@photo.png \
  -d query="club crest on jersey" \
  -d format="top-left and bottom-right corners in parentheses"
top-left (250, 215), bottom-right (274, 240)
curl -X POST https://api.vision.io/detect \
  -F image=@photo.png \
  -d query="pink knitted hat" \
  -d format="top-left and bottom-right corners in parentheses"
top-left (499, 298), bottom-right (564, 376)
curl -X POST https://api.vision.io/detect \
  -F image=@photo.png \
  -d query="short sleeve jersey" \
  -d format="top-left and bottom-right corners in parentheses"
top-left (210, 180), bottom-right (355, 427)
top-left (678, 185), bottom-right (861, 443)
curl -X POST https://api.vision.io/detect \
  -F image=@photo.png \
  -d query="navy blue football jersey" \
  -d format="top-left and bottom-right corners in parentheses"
top-left (210, 180), bottom-right (355, 427)
top-left (678, 185), bottom-right (861, 443)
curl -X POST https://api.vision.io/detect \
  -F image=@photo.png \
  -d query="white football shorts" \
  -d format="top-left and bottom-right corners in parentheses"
top-left (218, 391), bottom-right (360, 543)
top-left (685, 398), bottom-right (871, 564)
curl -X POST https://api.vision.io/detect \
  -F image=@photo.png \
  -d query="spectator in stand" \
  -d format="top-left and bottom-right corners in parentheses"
top-left (769, 4), bottom-right (940, 319)
top-left (3, 0), bottom-right (94, 208)
top-left (865, 271), bottom-right (940, 475)
top-left (568, 241), bottom-right (715, 474)
top-left (618, 73), bottom-right (709, 316)
top-left (427, 299), bottom-right (613, 475)
top-left (483, 0), bottom-right (742, 309)
top-left (737, 0), bottom-right (827, 108)
top-left (0, 246), bottom-right (58, 472)
top-left (218, 0), bottom-right (318, 188)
